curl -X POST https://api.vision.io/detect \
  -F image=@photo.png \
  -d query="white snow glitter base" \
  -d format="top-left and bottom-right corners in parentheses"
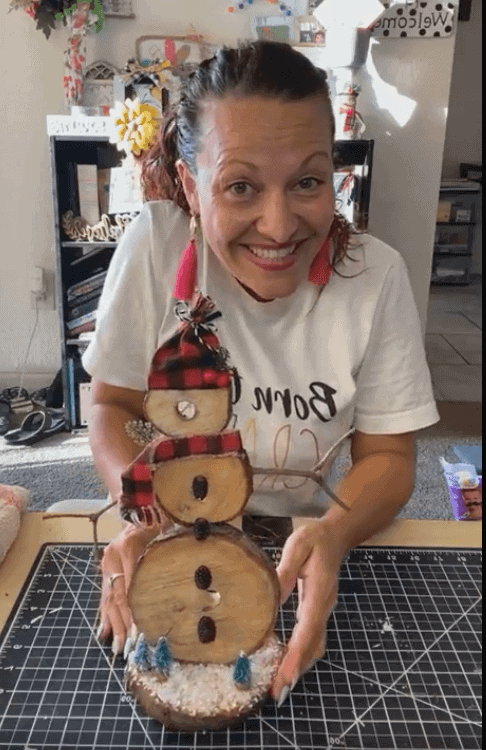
top-left (126, 634), bottom-right (283, 718)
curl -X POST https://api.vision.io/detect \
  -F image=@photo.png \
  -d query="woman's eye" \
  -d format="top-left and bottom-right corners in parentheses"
top-left (229, 182), bottom-right (252, 197)
top-left (297, 177), bottom-right (323, 191)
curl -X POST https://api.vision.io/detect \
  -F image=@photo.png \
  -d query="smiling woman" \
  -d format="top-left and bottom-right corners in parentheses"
top-left (81, 39), bottom-right (440, 722)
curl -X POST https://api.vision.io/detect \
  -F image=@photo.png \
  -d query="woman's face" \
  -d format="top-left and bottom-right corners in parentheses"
top-left (176, 94), bottom-right (335, 301)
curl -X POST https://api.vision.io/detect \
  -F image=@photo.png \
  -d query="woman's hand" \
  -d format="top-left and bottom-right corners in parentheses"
top-left (98, 520), bottom-right (170, 656)
top-left (271, 519), bottom-right (347, 705)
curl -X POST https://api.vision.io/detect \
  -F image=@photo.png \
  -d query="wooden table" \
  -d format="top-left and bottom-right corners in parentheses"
top-left (0, 513), bottom-right (482, 632)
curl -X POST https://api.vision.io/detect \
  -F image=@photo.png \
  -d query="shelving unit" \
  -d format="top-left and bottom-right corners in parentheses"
top-left (47, 115), bottom-right (128, 430)
top-left (47, 115), bottom-right (374, 429)
top-left (432, 180), bottom-right (482, 285)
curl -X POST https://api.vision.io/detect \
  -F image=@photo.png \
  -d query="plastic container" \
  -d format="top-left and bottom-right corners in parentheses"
top-left (440, 458), bottom-right (482, 521)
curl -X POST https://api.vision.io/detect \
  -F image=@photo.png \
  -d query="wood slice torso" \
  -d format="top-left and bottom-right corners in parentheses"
top-left (128, 524), bottom-right (280, 664)
top-left (152, 453), bottom-right (253, 526)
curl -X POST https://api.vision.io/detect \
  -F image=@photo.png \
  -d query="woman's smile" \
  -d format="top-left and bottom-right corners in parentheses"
top-left (240, 240), bottom-right (307, 271)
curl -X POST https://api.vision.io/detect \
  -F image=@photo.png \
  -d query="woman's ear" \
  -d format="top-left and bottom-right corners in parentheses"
top-left (175, 159), bottom-right (200, 215)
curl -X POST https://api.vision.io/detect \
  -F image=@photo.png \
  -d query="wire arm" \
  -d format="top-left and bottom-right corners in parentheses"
top-left (43, 501), bottom-right (117, 569)
top-left (252, 468), bottom-right (351, 512)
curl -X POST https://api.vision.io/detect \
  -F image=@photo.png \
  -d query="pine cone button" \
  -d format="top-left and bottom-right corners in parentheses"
top-left (194, 565), bottom-right (212, 590)
top-left (193, 518), bottom-right (211, 540)
top-left (198, 616), bottom-right (216, 644)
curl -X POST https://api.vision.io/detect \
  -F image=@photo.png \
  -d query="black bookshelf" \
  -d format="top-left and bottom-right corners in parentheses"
top-left (48, 129), bottom-right (125, 429)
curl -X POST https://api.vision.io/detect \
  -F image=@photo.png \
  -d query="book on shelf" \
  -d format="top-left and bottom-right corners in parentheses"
top-left (77, 164), bottom-right (101, 226)
top-left (66, 309), bottom-right (97, 331)
top-left (68, 320), bottom-right (96, 338)
top-left (67, 296), bottom-right (100, 322)
top-left (67, 270), bottom-right (108, 301)
top-left (441, 179), bottom-right (481, 191)
top-left (78, 331), bottom-right (95, 342)
top-left (66, 286), bottom-right (102, 310)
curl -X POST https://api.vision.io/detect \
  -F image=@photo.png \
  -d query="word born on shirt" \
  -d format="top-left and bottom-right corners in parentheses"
top-left (251, 382), bottom-right (337, 424)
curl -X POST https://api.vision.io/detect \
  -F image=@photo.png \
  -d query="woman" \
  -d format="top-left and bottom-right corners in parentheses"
top-left (82, 40), bottom-right (440, 707)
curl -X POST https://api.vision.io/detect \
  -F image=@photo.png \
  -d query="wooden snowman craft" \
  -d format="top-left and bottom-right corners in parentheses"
top-left (119, 293), bottom-right (285, 731)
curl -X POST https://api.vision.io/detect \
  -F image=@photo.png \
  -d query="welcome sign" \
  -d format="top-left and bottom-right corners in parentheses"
top-left (371, 1), bottom-right (458, 38)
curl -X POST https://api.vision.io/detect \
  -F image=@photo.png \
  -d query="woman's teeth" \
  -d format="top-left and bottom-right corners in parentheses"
top-left (247, 244), bottom-right (297, 260)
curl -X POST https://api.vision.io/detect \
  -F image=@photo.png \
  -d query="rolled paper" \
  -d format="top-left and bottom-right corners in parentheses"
top-left (133, 634), bottom-right (151, 671)
top-left (154, 637), bottom-right (173, 677)
top-left (233, 652), bottom-right (252, 690)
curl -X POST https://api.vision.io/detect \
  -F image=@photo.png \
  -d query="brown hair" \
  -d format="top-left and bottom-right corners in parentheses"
top-left (140, 39), bottom-right (364, 275)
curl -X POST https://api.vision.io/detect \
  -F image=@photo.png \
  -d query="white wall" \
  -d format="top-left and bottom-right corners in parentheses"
top-left (0, 0), bottom-right (476, 388)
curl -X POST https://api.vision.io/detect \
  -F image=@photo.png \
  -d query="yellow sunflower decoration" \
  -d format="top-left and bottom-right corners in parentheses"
top-left (111, 98), bottom-right (161, 157)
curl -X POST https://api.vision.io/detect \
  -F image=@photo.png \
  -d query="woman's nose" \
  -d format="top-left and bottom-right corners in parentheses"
top-left (254, 192), bottom-right (299, 244)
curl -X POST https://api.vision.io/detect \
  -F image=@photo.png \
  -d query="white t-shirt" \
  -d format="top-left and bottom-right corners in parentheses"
top-left (82, 201), bottom-right (440, 517)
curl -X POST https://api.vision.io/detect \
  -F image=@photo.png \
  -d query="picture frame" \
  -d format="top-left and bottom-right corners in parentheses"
top-left (113, 75), bottom-right (164, 114)
top-left (113, 34), bottom-right (215, 115)
top-left (294, 14), bottom-right (326, 46)
top-left (250, 16), bottom-right (293, 44)
top-left (135, 36), bottom-right (208, 68)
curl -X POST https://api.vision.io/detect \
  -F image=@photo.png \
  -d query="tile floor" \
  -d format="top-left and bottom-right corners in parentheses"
top-left (425, 275), bottom-right (482, 402)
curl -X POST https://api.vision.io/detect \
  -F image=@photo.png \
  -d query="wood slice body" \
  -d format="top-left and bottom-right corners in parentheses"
top-left (153, 453), bottom-right (253, 525)
top-left (128, 524), bottom-right (280, 664)
top-left (144, 387), bottom-right (231, 437)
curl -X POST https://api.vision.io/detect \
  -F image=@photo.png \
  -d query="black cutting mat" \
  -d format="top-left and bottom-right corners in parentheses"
top-left (0, 544), bottom-right (482, 750)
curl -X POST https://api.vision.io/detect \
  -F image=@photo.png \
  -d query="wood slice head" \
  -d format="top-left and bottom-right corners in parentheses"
top-left (128, 525), bottom-right (281, 665)
top-left (153, 453), bottom-right (253, 525)
top-left (143, 387), bottom-right (231, 437)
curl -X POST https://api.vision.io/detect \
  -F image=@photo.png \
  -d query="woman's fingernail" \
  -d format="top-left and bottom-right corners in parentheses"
top-left (123, 637), bottom-right (133, 661)
top-left (96, 624), bottom-right (104, 640)
top-left (112, 637), bottom-right (122, 657)
top-left (130, 623), bottom-right (138, 641)
top-left (277, 686), bottom-right (290, 708)
top-left (291, 676), bottom-right (299, 692)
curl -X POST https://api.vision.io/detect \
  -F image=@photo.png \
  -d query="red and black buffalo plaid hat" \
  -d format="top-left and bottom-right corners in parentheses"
top-left (119, 431), bottom-right (245, 526)
top-left (148, 294), bottom-right (236, 392)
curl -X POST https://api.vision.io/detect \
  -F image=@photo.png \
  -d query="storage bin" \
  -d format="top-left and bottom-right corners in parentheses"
top-left (434, 225), bottom-right (471, 254)
top-left (431, 255), bottom-right (470, 285)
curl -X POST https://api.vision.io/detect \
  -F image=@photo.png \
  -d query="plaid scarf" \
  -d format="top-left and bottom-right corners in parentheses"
top-left (119, 431), bottom-right (244, 526)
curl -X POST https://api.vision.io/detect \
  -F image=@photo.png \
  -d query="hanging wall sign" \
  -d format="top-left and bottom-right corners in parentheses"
top-left (371, 1), bottom-right (458, 38)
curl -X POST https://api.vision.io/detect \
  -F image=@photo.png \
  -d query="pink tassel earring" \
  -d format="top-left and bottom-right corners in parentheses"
top-left (308, 235), bottom-right (332, 286)
top-left (308, 214), bottom-right (349, 286)
top-left (173, 214), bottom-right (199, 301)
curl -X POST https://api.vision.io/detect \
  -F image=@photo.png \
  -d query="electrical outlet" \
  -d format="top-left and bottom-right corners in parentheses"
top-left (30, 268), bottom-right (56, 311)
